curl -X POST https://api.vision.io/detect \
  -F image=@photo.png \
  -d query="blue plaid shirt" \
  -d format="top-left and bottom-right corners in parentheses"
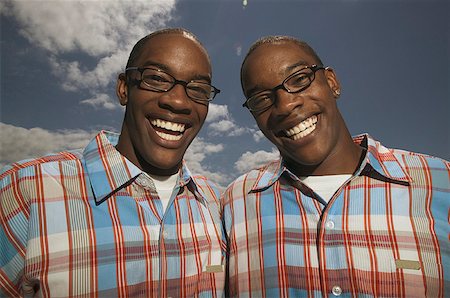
top-left (1, 131), bottom-right (225, 297)
top-left (222, 134), bottom-right (449, 297)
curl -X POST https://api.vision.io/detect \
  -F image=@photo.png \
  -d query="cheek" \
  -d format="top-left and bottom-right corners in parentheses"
top-left (195, 104), bottom-right (209, 123)
top-left (200, 106), bottom-right (209, 120)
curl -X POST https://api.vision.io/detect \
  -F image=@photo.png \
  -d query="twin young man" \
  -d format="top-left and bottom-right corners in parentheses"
top-left (0, 28), bottom-right (448, 297)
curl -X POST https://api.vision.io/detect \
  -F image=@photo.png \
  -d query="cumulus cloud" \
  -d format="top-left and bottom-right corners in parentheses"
top-left (253, 130), bottom-right (265, 142)
top-left (81, 93), bottom-right (118, 110)
top-left (206, 103), bottom-right (230, 123)
top-left (206, 103), bottom-right (254, 137)
top-left (208, 120), bottom-right (235, 133)
top-left (0, 123), bottom-right (96, 168)
top-left (1, 0), bottom-right (176, 109)
top-left (184, 138), bottom-right (230, 187)
top-left (208, 120), bottom-right (250, 137)
top-left (2, 1), bottom-right (175, 56)
top-left (234, 148), bottom-right (279, 174)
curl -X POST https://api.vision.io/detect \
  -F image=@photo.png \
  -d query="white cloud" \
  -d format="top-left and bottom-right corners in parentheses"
top-left (207, 119), bottom-right (254, 137)
top-left (253, 130), bottom-right (265, 142)
top-left (2, 1), bottom-right (175, 56)
top-left (208, 120), bottom-right (235, 133)
top-left (1, 0), bottom-right (176, 108)
top-left (206, 103), bottom-right (230, 123)
top-left (206, 104), bottom-right (253, 137)
top-left (81, 93), bottom-right (118, 110)
top-left (185, 138), bottom-right (231, 187)
top-left (234, 148), bottom-right (279, 174)
top-left (0, 123), bottom-right (96, 168)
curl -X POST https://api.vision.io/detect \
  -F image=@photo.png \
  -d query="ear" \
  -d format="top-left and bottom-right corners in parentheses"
top-left (324, 67), bottom-right (341, 98)
top-left (116, 73), bottom-right (128, 106)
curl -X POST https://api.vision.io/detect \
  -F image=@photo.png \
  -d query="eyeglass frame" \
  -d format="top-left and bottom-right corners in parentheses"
top-left (242, 64), bottom-right (327, 112)
top-left (125, 66), bottom-right (221, 103)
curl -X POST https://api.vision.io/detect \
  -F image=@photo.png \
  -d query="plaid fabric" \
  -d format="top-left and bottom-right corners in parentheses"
top-left (0, 131), bottom-right (225, 297)
top-left (222, 134), bottom-right (449, 297)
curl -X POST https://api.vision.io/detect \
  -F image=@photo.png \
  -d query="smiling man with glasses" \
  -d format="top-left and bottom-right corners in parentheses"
top-left (222, 35), bottom-right (449, 297)
top-left (0, 28), bottom-right (224, 297)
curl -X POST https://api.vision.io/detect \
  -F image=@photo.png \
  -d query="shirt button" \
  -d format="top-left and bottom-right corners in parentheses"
top-left (140, 178), bottom-right (149, 187)
top-left (326, 220), bottom-right (335, 230)
top-left (162, 231), bottom-right (169, 238)
top-left (332, 285), bottom-right (342, 296)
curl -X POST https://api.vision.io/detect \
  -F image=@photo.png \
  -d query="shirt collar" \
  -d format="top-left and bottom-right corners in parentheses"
top-left (178, 160), bottom-right (209, 207)
top-left (249, 133), bottom-right (411, 192)
top-left (83, 131), bottom-right (142, 204)
top-left (83, 131), bottom-right (201, 205)
top-left (353, 134), bottom-right (411, 184)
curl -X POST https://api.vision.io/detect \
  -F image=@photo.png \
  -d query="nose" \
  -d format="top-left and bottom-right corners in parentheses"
top-left (158, 83), bottom-right (192, 114)
top-left (272, 88), bottom-right (304, 117)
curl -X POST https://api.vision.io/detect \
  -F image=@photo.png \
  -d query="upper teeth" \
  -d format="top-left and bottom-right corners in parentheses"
top-left (285, 115), bottom-right (318, 138)
top-left (151, 119), bottom-right (186, 133)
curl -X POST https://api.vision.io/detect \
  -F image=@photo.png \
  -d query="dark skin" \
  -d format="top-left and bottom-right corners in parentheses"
top-left (241, 41), bottom-right (363, 177)
top-left (115, 33), bottom-right (211, 176)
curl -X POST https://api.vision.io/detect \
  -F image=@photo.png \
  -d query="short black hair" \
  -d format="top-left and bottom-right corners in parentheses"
top-left (125, 28), bottom-right (209, 69)
top-left (240, 35), bottom-right (323, 90)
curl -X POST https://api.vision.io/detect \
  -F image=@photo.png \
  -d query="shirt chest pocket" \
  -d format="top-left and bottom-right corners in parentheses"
top-left (173, 218), bottom-right (223, 275)
top-left (362, 245), bottom-right (423, 274)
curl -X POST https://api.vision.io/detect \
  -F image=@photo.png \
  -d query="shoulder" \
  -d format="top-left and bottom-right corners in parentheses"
top-left (0, 150), bottom-right (83, 184)
top-left (391, 148), bottom-right (449, 170)
top-left (359, 134), bottom-right (449, 186)
top-left (390, 148), bottom-right (450, 188)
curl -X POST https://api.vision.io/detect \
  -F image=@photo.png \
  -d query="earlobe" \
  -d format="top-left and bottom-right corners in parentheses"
top-left (325, 67), bottom-right (341, 98)
top-left (116, 73), bottom-right (128, 106)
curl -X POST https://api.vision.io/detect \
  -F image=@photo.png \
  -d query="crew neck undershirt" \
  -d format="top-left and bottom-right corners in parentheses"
top-left (146, 172), bottom-right (178, 213)
top-left (300, 174), bottom-right (352, 203)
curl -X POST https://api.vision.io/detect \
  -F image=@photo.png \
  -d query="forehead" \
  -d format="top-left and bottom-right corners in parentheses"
top-left (133, 34), bottom-right (211, 76)
top-left (243, 41), bottom-right (317, 77)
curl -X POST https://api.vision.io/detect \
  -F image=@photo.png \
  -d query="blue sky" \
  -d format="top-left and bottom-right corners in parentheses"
top-left (1, 0), bottom-right (449, 187)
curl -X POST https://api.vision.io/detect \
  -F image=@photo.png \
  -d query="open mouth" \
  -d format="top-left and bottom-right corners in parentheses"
top-left (150, 118), bottom-right (187, 141)
top-left (284, 115), bottom-right (318, 140)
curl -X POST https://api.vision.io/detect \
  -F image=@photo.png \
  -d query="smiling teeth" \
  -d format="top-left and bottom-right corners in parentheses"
top-left (150, 119), bottom-right (186, 132)
top-left (150, 119), bottom-right (185, 141)
top-left (155, 131), bottom-right (183, 141)
top-left (285, 115), bottom-right (318, 140)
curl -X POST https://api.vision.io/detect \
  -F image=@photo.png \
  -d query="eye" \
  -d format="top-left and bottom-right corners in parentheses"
top-left (187, 83), bottom-right (211, 99)
top-left (289, 73), bottom-right (309, 86)
top-left (143, 73), bottom-right (170, 83)
top-left (140, 68), bottom-right (173, 86)
top-left (248, 92), bottom-right (273, 110)
top-left (256, 94), bottom-right (272, 102)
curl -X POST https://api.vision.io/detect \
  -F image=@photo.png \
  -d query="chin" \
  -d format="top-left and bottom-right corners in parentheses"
top-left (282, 150), bottom-right (325, 167)
top-left (150, 153), bottom-right (184, 169)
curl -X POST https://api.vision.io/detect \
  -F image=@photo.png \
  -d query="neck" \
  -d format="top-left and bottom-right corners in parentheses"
top-left (115, 126), bottom-right (181, 177)
top-left (286, 129), bottom-right (364, 177)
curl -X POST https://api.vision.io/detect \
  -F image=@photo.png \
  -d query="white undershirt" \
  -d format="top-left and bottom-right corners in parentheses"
top-left (147, 172), bottom-right (178, 213)
top-left (300, 174), bottom-right (352, 203)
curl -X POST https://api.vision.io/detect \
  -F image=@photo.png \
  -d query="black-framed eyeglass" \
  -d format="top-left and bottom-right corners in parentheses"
top-left (242, 64), bottom-right (326, 112)
top-left (125, 67), bottom-right (220, 103)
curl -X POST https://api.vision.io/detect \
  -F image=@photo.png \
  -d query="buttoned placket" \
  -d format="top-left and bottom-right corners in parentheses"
top-left (315, 174), bottom-right (356, 296)
top-left (133, 173), bottom-right (170, 297)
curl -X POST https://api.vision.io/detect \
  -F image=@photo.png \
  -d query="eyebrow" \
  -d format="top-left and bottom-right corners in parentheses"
top-left (285, 60), bottom-right (309, 72)
top-left (140, 60), bottom-right (211, 83)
